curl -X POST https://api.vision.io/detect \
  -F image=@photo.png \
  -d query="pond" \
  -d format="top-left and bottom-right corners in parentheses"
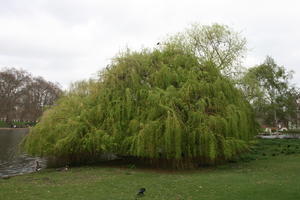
top-left (0, 128), bottom-right (46, 178)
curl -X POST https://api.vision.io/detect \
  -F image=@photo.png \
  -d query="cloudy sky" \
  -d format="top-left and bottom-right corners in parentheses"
top-left (0, 0), bottom-right (299, 89)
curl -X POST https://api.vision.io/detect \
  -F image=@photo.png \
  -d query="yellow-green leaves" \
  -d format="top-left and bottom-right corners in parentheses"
top-left (24, 45), bottom-right (257, 168)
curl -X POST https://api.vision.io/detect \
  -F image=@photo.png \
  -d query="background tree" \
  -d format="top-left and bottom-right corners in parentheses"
top-left (0, 67), bottom-right (62, 124)
top-left (240, 56), bottom-right (298, 127)
top-left (0, 68), bottom-right (30, 122)
top-left (22, 77), bottom-right (62, 121)
top-left (166, 23), bottom-right (247, 77)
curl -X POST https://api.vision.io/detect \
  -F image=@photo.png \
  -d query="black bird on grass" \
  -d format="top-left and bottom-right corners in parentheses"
top-left (136, 188), bottom-right (146, 197)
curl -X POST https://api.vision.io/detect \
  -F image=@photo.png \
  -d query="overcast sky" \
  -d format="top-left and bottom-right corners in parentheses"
top-left (0, 0), bottom-right (299, 89)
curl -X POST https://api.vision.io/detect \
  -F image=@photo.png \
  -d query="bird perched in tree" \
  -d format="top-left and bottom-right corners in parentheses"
top-left (35, 161), bottom-right (42, 172)
top-left (136, 188), bottom-right (146, 196)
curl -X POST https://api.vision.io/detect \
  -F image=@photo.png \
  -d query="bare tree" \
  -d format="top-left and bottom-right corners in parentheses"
top-left (0, 68), bottom-right (30, 122)
top-left (22, 77), bottom-right (62, 121)
top-left (0, 67), bottom-right (62, 124)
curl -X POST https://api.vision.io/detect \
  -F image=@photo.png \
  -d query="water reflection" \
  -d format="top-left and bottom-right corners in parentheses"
top-left (0, 129), bottom-right (46, 177)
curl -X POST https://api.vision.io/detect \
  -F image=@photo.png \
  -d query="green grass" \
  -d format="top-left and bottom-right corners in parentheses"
top-left (0, 121), bottom-right (8, 128)
top-left (1, 139), bottom-right (300, 200)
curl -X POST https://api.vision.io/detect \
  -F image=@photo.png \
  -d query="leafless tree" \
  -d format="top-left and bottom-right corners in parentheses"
top-left (0, 68), bottom-right (30, 122)
top-left (0, 67), bottom-right (62, 123)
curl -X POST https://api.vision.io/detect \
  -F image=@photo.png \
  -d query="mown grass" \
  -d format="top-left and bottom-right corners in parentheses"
top-left (1, 139), bottom-right (300, 200)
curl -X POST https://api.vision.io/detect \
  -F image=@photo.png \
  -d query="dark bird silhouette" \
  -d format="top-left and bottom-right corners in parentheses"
top-left (156, 42), bottom-right (160, 45)
top-left (137, 188), bottom-right (146, 196)
top-left (35, 161), bottom-right (42, 172)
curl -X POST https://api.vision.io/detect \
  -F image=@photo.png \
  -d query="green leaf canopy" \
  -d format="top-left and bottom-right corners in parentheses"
top-left (23, 46), bottom-right (257, 168)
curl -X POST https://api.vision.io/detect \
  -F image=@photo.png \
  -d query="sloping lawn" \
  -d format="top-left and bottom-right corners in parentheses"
top-left (1, 139), bottom-right (300, 200)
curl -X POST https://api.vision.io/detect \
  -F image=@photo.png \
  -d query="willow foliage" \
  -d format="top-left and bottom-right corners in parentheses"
top-left (23, 45), bottom-right (257, 168)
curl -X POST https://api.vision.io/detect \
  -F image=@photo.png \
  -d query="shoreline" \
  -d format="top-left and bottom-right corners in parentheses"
top-left (0, 128), bottom-right (29, 130)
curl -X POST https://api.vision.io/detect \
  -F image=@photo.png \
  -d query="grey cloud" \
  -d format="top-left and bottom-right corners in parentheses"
top-left (0, 0), bottom-right (299, 88)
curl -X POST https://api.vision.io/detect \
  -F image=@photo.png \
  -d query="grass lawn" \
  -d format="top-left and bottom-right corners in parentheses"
top-left (1, 139), bottom-right (300, 200)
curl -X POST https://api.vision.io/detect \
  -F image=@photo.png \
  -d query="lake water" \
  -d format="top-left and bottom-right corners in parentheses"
top-left (0, 128), bottom-right (46, 178)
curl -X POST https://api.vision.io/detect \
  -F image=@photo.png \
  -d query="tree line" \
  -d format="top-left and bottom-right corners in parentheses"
top-left (0, 67), bottom-right (62, 126)
top-left (240, 57), bottom-right (300, 129)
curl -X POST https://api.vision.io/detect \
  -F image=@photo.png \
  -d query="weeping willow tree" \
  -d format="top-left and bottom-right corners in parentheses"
top-left (23, 44), bottom-right (258, 168)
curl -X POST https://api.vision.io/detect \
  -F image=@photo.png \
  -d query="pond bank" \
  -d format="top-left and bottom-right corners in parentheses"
top-left (1, 153), bottom-right (300, 200)
top-left (258, 134), bottom-right (300, 139)
top-left (1, 139), bottom-right (300, 199)
top-left (0, 128), bottom-right (29, 130)
top-left (0, 128), bottom-right (46, 178)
